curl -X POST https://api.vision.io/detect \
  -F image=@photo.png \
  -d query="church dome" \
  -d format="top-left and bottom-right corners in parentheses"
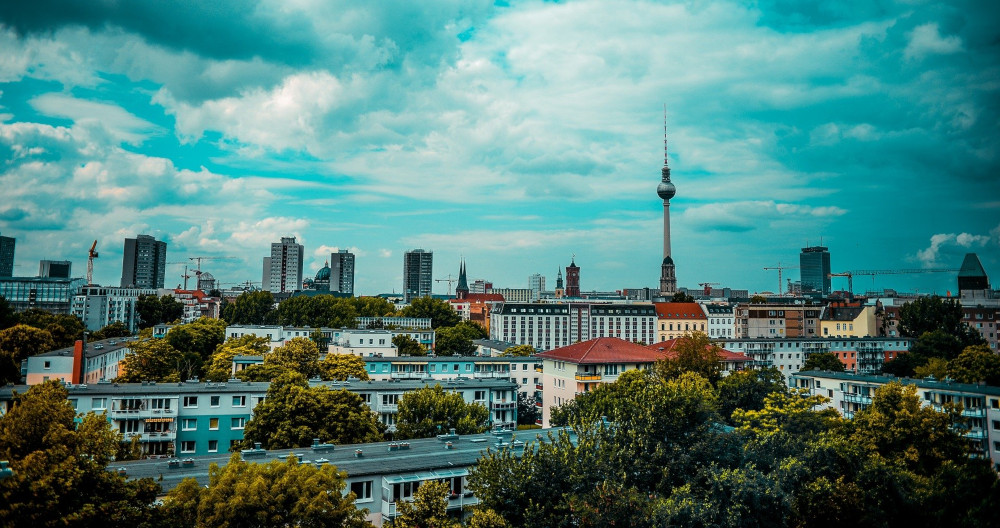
top-left (315, 264), bottom-right (331, 281)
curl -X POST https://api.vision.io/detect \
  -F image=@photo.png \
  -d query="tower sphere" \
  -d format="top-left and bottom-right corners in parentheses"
top-left (657, 181), bottom-right (676, 200)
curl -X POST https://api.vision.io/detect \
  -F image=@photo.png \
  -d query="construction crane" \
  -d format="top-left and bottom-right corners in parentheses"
top-left (86, 240), bottom-right (99, 285)
top-left (189, 256), bottom-right (238, 274)
top-left (763, 263), bottom-right (798, 296)
top-left (435, 274), bottom-right (457, 296)
top-left (699, 282), bottom-right (720, 296)
top-left (828, 268), bottom-right (959, 294)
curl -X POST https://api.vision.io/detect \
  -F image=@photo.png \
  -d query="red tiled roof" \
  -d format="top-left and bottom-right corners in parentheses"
top-left (536, 337), bottom-right (667, 364)
top-left (646, 338), bottom-right (749, 362)
top-left (653, 302), bottom-right (706, 319)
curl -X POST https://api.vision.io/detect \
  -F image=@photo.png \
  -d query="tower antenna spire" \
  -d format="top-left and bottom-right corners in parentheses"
top-left (663, 103), bottom-right (669, 166)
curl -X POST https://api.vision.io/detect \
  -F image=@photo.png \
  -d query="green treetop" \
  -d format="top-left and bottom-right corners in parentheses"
top-left (394, 384), bottom-right (489, 439)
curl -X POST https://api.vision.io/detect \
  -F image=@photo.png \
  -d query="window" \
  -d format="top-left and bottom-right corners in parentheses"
top-left (382, 394), bottom-right (400, 405)
top-left (993, 420), bottom-right (1000, 431)
top-left (453, 365), bottom-right (459, 371)
top-left (233, 396), bottom-right (246, 407)
top-left (183, 396), bottom-right (198, 408)
top-left (231, 417), bottom-right (246, 429)
top-left (181, 441), bottom-right (195, 453)
top-left (69, 399), bottom-right (78, 410)
top-left (182, 418), bottom-right (197, 431)
top-left (210, 396), bottom-right (220, 407)
top-left (351, 480), bottom-right (373, 502)
top-left (474, 390), bottom-right (486, 401)
top-left (522, 364), bottom-right (528, 370)
top-left (208, 440), bottom-right (218, 453)
top-left (92, 398), bottom-right (107, 410)
top-left (43, 361), bottom-right (51, 369)
top-left (210, 418), bottom-right (219, 430)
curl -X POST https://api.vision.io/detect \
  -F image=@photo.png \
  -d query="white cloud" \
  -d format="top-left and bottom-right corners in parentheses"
top-left (905, 23), bottom-right (962, 60)
top-left (916, 226), bottom-right (996, 266)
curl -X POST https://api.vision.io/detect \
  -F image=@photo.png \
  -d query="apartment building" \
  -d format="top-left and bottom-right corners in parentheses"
top-left (364, 356), bottom-right (539, 399)
top-left (72, 285), bottom-right (160, 332)
top-left (703, 303), bottom-right (737, 338)
top-left (791, 370), bottom-right (1000, 469)
top-left (225, 325), bottom-right (435, 352)
top-left (0, 378), bottom-right (518, 457)
top-left (735, 303), bottom-right (823, 338)
top-left (490, 302), bottom-right (657, 351)
top-left (653, 302), bottom-right (707, 341)
top-left (717, 337), bottom-right (913, 377)
top-left (819, 305), bottom-right (878, 338)
top-left (536, 337), bottom-right (666, 427)
top-left (24, 337), bottom-right (137, 385)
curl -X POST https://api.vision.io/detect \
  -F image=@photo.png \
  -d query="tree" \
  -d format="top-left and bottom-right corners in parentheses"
top-left (320, 353), bottom-right (370, 381)
top-left (0, 324), bottom-right (55, 384)
top-left (716, 367), bottom-right (786, 423)
top-left (243, 372), bottom-right (384, 449)
top-left (654, 332), bottom-right (722, 384)
top-left (0, 381), bottom-right (162, 527)
top-left (203, 334), bottom-right (270, 382)
top-left (455, 320), bottom-right (488, 339)
top-left (434, 325), bottom-right (479, 356)
top-left (671, 291), bottom-right (695, 302)
top-left (386, 479), bottom-right (457, 528)
top-left (947, 344), bottom-right (1000, 386)
top-left (914, 357), bottom-right (949, 380)
top-left (164, 318), bottom-right (227, 378)
top-left (401, 297), bottom-right (460, 329)
top-left (91, 321), bottom-right (132, 340)
top-left (161, 453), bottom-right (371, 528)
top-left (733, 389), bottom-right (840, 439)
top-left (16, 309), bottom-right (85, 349)
top-left (502, 344), bottom-right (535, 357)
top-left (351, 296), bottom-right (398, 318)
top-left (516, 392), bottom-right (539, 426)
top-left (899, 296), bottom-right (979, 341)
top-left (270, 295), bottom-right (358, 328)
top-left (220, 290), bottom-right (274, 325)
top-left (239, 337), bottom-right (322, 381)
top-left (115, 338), bottom-right (188, 382)
top-left (801, 351), bottom-right (846, 372)
top-left (394, 384), bottom-right (489, 439)
top-left (750, 295), bottom-right (767, 304)
top-left (0, 295), bottom-right (16, 330)
top-left (135, 294), bottom-right (184, 328)
top-left (393, 334), bottom-right (425, 356)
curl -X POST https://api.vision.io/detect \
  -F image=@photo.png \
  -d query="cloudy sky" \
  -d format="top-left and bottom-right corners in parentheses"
top-left (0, 0), bottom-right (997, 297)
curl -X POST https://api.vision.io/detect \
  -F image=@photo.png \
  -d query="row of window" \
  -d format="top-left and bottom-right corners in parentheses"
top-left (180, 438), bottom-right (242, 453)
top-left (181, 417), bottom-right (246, 430)
top-left (183, 395), bottom-right (246, 407)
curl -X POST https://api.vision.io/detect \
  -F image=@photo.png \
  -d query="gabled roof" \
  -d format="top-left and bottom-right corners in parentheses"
top-left (646, 338), bottom-right (749, 362)
top-left (536, 337), bottom-right (665, 364)
top-left (653, 302), bottom-right (706, 319)
top-left (822, 306), bottom-right (866, 321)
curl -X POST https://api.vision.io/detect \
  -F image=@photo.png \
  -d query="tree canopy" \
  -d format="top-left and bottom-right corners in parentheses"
top-left (434, 324), bottom-right (481, 356)
top-left (802, 351), bottom-right (846, 372)
top-left (220, 290), bottom-right (275, 325)
top-left (0, 381), bottom-right (162, 527)
top-left (135, 294), bottom-right (184, 329)
top-left (91, 321), bottom-right (132, 340)
top-left (385, 479), bottom-right (457, 528)
top-left (161, 453), bottom-right (371, 528)
top-left (401, 297), bottom-right (460, 329)
top-left (502, 344), bottom-right (535, 357)
top-left (946, 344), bottom-right (1000, 386)
top-left (15, 309), bottom-right (85, 348)
top-left (392, 334), bottom-right (425, 356)
top-left (883, 296), bottom-right (985, 376)
top-left (203, 334), bottom-right (270, 382)
top-left (394, 384), bottom-right (489, 439)
top-left (0, 324), bottom-right (56, 384)
top-left (115, 338), bottom-right (188, 382)
top-left (653, 332), bottom-right (722, 384)
top-left (319, 353), bottom-right (370, 381)
top-left (243, 372), bottom-right (384, 449)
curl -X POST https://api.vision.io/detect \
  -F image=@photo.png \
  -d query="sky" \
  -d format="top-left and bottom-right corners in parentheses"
top-left (0, 0), bottom-right (997, 297)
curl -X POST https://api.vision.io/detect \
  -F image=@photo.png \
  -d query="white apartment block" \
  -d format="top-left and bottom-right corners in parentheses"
top-left (718, 337), bottom-right (913, 378)
top-left (490, 302), bottom-right (657, 352)
top-left (72, 286), bottom-right (162, 332)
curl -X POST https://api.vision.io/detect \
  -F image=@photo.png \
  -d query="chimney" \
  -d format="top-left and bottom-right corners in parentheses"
top-left (71, 340), bottom-right (84, 385)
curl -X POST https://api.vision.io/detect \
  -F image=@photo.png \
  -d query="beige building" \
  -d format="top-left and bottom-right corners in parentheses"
top-left (735, 304), bottom-right (823, 338)
top-left (654, 302), bottom-right (707, 341)
top-left (820, 305), bottom-right (878, 338)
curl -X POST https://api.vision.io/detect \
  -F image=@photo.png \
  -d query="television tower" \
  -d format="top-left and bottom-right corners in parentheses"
top-left (657, 107), bottom-right (677, 296)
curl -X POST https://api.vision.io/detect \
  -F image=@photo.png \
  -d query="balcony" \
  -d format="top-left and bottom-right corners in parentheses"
top-left (534, 401), bottom-right (543, 408)
top-left (964, 428), bottom-right (986, 440)
top-left (473, 371), bottom-right (507, 379)
top-left (575, 373), bottom-right (602, 381)
top-left (535, 384), bottom-right (543, 391)
top-left (383, 494), bottom-right (480, 518)
top-left (961, 407), bottom-right (987, 418)
top-left (491, 401), bottom-right (516, 411)
top-left (843, 393), bottom-right (872, 405)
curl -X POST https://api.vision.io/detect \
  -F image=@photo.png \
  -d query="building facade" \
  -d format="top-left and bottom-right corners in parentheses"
top-left (24, 338), bottom-right (137, 385)
top-left (263, 237), bottom-right (304, 293)
top-left (1, 276), bottom-right (87, 313)
top-left (528, 274), bottom-right (545, 302)
top-left (364, 355), bottom-right (539, 400)
top-left (0, 233), bottom-right (14, 277)
top-left (490, 302), bottom-right (657, 351)
top-left (72, 285), bottom-right (159, 332)
top-left (403, 249), bottom-right (433, 303)
top-left (703, 303), bottom-right (737, 338)
top-left (331, 249), bottom-right (356, 294)
top-left (565, 259), bottom-right (580, 298)
top-left (735, 303), bottom-right (824, 338)
top-left (790, 370), bottom-right (1000, 469)
top-left (718, 336), bottom-right (913, 377)
top-left (654, 302), bottom-right (708, 341)
top-left (39, 259), bottom-right (72, 278)
top-left (121, 234), bottom-right (167, 289)
top-left (799, 246), bottom-right (831, 296)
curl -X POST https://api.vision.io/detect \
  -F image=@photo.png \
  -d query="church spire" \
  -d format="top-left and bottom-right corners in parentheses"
top-left (455, 258), bottom-right (469, 299)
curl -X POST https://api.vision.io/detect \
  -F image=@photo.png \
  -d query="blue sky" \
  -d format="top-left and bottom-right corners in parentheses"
top-left (0, 0), bottom-right (997, 296)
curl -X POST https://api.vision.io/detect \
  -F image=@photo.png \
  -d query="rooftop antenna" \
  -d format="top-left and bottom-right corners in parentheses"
top-left (663, 103), bottom-right (668, 166)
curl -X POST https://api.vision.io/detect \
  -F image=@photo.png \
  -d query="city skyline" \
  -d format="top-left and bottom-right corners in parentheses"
top-left (0, 1), bottom-right (997, 296)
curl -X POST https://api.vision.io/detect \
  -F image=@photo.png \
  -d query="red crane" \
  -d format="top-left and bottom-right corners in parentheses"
top-left (86, 240), bottom-right (99, 285)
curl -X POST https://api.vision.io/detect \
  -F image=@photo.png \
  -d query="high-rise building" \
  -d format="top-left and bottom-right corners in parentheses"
top-left (120, 234), bottom-right (167, 289)
top-left (565, 258), bottom-right (581, 298)
top-left (799, 246), bottom-right (831, 296)
top-left (455, 260), bottom-right (469, 300)
top-left (263, 237), bottom-right (304, 293)
top-left (330, 249), bottom-right (355, 294)
top-left (657, 112), bottom-right (678, 296)
top-left (958, 253), bottom-right (989, 294)
top-left (403, 249), bottom-right (433, 303)
top-left (0, 233), bottom-right (15, 277)
top-left (528, 273), bottom-right (545, 301)
top-left (40, 260), bottom-right (72, 278)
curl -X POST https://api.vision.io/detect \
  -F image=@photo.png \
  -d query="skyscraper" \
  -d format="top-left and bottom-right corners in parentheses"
top-left (121, 234), bottom-right (167, 288)
top-left (958, 253), bottom-right (989, 294)
top-left (657, 111), bottom-right (677, 296)
top-left (403, 249), bottom-right (433, 303)
top-left (0, 233), bottom-right (14, 277)
top-left (528, 273), bottom-right (545, 301)
top-left (263, 237), bottom-right (304, 293)
top-left (330, 249), bottom-right (355, 294)
top-left (799, 246), bottom-right (831, 296)
top-left (565, 258), bottom-right (580, 298)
